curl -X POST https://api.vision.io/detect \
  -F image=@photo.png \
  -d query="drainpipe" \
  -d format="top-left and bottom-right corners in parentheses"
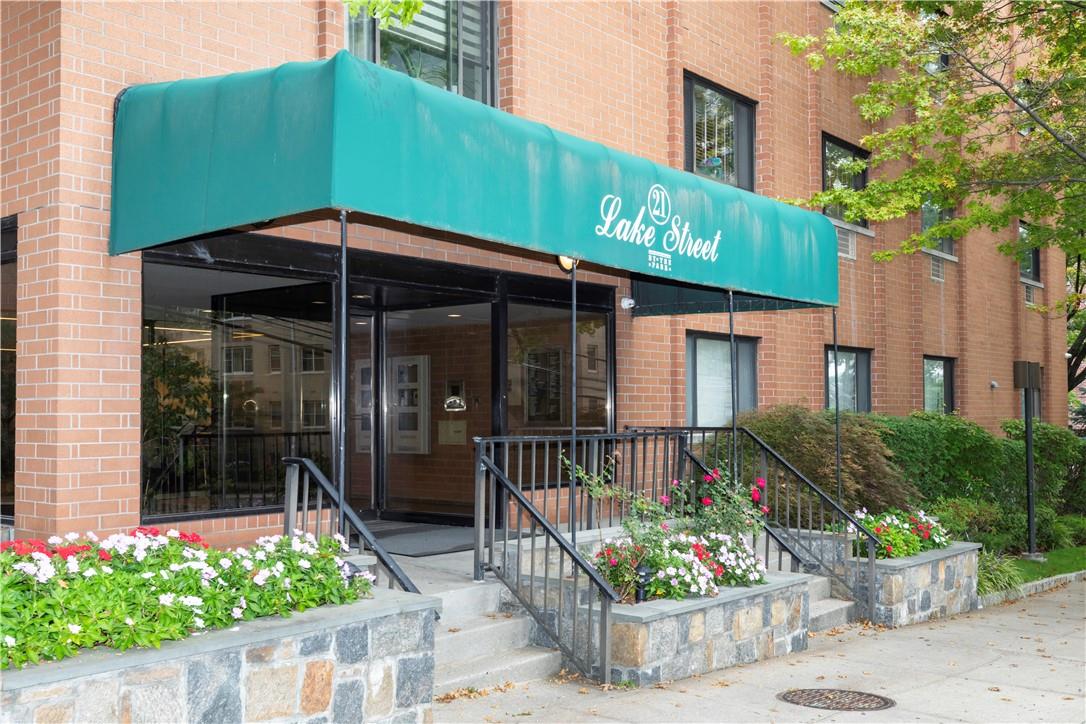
top-left (728, 290), bottom-right (738, 482)
top-left (833, 307), bottom-right (842, 505)
top-left (337, 209), bottom-right (349, 536)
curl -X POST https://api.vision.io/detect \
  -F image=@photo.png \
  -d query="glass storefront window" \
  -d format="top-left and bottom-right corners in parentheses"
top-left (141, 263), bottom-right (332, 518)
top-left (348, 1), bottom-right (494, 104)
top-left (506, 303), bottom-right (609, 434)
top-left (1, 220), bottom-right (15, 522)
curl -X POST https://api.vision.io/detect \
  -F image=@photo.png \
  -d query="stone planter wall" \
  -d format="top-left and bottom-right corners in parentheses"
top-left (1, 589), bottom-right (440, 724)
top-left (607, 573), bottom-right (809, 686)
top-left (848, 541), bottom-right (981, 627)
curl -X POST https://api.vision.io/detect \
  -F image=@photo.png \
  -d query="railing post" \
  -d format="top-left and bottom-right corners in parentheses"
top-left (284, 463), bottom-right (298, 536)
top-left (867, 543), bottom-right (877, 622)
top-left (676, 433), bottom-right (687, 484)
top-left (599, 597), bottom-right (611, 686)
top-left (474, 440), bottom-right (486, 582)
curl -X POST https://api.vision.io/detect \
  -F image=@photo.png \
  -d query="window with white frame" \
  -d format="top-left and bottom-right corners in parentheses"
top-left (823, 134), bottom-right (869, 226)
top-left (837, 226), bottom-right (857, 259)
top-left (302, 399), bottom-right (328, 429)
top-left (223, 346), bottom-right (253, 374)
top-left (301, 347), bottom-right (327, 373)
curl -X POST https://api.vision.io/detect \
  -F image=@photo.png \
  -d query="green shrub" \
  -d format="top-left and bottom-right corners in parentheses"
top-left (998, 420), bottom-right (1084, 511)
top-left (977, 550), bottom-right (1024, 595)
top-left (1000, 505), bottom-right (1071, 553)
top-left (1057, 515), bottom-right (1086, 546)
top-left (872, 413), bottom-right (1004, 502)
top-left (738, 406), bottom-right (917, 512)
top-left (929, 497), bottom-right (1003, 541)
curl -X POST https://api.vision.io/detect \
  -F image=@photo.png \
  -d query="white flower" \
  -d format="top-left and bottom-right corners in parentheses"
top-left (254, 550), bottom-right (267, 561)
top-left (298, 559), bottom-right (311, 570)
top-left (64, 532), bottom-right (79, 542)
top-left (158, 593), bottom-right (176, 606)
top-left (101, 565), bottom-right (113, 574)
top-left (231, 607), bottom-right (244, 620)
top-left (167, 529), bottom-right (180, 538)
top-left (48, 536), bottom-right (63, 545)
top-left (67, 623), bottom-right (82, 634)
top-left (253, 569), bottom-right (271, 586)
top-left (82, 568), bottom-right (97, 578)
top-left (3, 635), bottom-right (14, 646)
top-left (66, 556), bottom-right (80, 574)
top-left (180, 595), bottom-right (204, 608)
top-left (141, 571), bottom-right (155, 579)
top-left (193, 617), bottom-right (205, 629)
top-left (219, 558), bottom-right (232, 569)
top-left (86, 531), bottom-right (99, 542)
top-left (241, 558), bottom-right (254, 571)
top-left (124, 617), bottom-right (134, 626)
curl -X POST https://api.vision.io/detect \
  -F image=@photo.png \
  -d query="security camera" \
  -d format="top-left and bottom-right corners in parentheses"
top-left (990, 380), bottom-right (999, 390)
top-left (620, 297), bottom-right (636, 310)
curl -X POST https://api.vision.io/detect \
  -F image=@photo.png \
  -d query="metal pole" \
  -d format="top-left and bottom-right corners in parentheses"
top-left (728, 290), bottom-right (738, 482)
top-left (1025, 387), bottom-right (1037, 556)
top-left (569, 261), bottom-right (578, 545)
top-left (337, 210), bottom-right (349, 535)
top-left (833, 308), bottom-right (842, 505)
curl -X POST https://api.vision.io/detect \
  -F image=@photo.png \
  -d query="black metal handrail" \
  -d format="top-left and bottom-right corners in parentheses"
top-left (474, 443), bottom-right (617, 684)
top-left (679, 445), bottom-right (806, 574)
top-left (283, 456), bottom-right (419, 594)
top-left (630, 425), bottom-right (880, 619)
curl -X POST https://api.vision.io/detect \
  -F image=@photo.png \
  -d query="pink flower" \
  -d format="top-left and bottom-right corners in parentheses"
top-left (712, 468), bottom-right (721, 479)
top-left (661, 523), bottom-right (670, 531)
top-left (751, 488), bottom-right (761, 503)
top-left (703, 474), bottom-right (713, 483)
top-left (670, 479), bottom-right (680, 488)
top-left (658, 494), bottom-right (671, 505)
top-left (760, 505), bottom-right (770, 515)
top-left (756, 477), bottom-right (766, 489)
top-left (701, 497), bottom-right (713, 507)
top-left (609, 558), bottom-right (618, 567)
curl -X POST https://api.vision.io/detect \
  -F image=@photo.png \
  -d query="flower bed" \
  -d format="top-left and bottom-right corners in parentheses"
top-left (853, 507), bottom-right (950, 558)
top-left (0, 528), bottom-right (372, 670)
top-left (583, 466), bottom-right (770, 604)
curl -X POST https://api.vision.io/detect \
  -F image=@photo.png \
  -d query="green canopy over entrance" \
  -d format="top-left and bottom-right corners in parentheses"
top-left (111, 50), bottom-right (838, 307)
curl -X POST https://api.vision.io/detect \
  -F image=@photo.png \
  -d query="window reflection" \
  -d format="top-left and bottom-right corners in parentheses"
top-left (141, 263), bottom-right (332, 517)
top-left (507, 303), bottom-right (609, 434)
top-left (1, 222), bottom-right (14, 521)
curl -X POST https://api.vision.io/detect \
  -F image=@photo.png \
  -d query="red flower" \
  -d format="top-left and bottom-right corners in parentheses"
top-left (755, 477), bottom-right (766, 489)
top-left (703, 474), bottom-right (713, 483)
top-left (760, 505), bottom-right (770, 515)
top-left (609, 558), bottom-right (618, 567)
top-left (97, 549), bottom-right (112, 561)
top-left (923, 530), bottom-right (930, 539)
top-left (711, 468), bottom-right (722, 480)
top-left (131, 526), bottom-right (160, 537)
top-left (178, 531), bottom-right (204, 544)
top-left (750, 488), bottom-right (761, 503)
top-left (53, 544), bottom-right (91, 559)
top-left (701, 497), bottom-right (713, 506)
top-left (885, 544), bottom-right (893, 554)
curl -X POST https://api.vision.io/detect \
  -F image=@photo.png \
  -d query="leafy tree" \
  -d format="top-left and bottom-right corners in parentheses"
top-left (781, 1), bottom-right (1086, 388)
top-left (343, 0), bottom-right (423, 28)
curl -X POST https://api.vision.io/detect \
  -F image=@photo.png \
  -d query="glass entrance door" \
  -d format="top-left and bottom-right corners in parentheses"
top-left (382, 302), bottom-right (492, 518)
top-left (346, 310), bottom-right (375, 513)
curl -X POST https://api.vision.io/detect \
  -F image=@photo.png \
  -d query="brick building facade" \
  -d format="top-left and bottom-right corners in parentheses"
top-left (1, 1), bottom-right (1065, 545)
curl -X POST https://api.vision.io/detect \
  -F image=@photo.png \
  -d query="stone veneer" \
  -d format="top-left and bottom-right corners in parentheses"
top-left (849, 541), bottom-right (981, 627)
top-left (0, 589), bottom-right (440, 724)
top-left (607, 573), bottom-right (809, 686)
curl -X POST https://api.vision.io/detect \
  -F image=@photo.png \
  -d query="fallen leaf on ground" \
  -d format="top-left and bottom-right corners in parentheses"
top-left (447, 627), bottom-right (462, 633)
top-left (578, 687), bottom-right (589, 695)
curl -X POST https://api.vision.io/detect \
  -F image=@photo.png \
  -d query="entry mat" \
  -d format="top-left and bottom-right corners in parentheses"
top-left (371, 524), bottom-right (531, 557)
top-left (372, 524), bottom-right (475, 557)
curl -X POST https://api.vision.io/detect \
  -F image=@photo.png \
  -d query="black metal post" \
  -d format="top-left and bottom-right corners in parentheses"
top-left (832, 307), bottom-right (842, 505)
top-left (337, 210), bottom-right (349, 535)
top-left (728, 290), bottom-right (738, 482)
top-left (569, 260), bottom-right (578, 545)
top-left (1025, 386), bottom-right (1037, 556)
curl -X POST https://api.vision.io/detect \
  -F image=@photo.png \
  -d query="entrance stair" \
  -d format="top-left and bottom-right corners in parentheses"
top-left (394, 550), bottom-right (562, 695)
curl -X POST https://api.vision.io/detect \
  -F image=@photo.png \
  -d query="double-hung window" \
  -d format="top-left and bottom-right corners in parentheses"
top-left (822, 134), bottom-right (869, 226)
top-left (348, 1), bottom-right (495, 105)
top-left (825, 346), bottom-right (872, 412)
top-left (686, 333), bottom-right (758, 426)
top-left (923, 356), bottom-right (954, 413)
top-left (1018, 222), bottom-right (1042, 305)
top-left (684, 74), bottom-right (755, 191)
top-left (921, 199), bottom-right (955, 256)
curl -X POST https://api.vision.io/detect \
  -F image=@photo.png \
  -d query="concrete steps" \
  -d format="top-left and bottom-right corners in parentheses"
top-left (390, 553), bottom-right (562, 695)
top-left (752, 532), bottom-right (858, 632)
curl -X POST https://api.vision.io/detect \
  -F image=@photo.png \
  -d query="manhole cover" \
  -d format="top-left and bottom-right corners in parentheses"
top-left (777, 688), bottom-right (895, 711)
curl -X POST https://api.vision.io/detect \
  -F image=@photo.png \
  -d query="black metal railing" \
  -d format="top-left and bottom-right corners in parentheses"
top-left (283, 456), bottom-right (418, 594)
top-left (474, 440), bottom-right (617, 684)
top-left (142, 430), bottom-right (331, 518)
top-left (632, 425), bottom-right (879, 618)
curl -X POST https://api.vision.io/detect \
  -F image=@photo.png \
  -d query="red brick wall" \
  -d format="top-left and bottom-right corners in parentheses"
top-left (1, 1), bottom-right (1066, 545)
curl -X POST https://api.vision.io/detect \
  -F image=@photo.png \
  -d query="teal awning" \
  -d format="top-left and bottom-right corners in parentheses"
top-left (111, 50), bottom-right (838, 306)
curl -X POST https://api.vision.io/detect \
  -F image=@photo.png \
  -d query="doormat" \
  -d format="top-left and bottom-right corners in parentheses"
top-left (373, 525), bottom-right (475, 557)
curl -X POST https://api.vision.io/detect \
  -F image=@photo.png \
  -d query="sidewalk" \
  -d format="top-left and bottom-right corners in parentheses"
top-left (435, 581), bottom-right (1086, 723)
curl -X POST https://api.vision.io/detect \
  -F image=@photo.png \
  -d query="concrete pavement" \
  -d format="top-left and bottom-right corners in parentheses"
top-left (434, 581), bottom-right (1086, 723)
